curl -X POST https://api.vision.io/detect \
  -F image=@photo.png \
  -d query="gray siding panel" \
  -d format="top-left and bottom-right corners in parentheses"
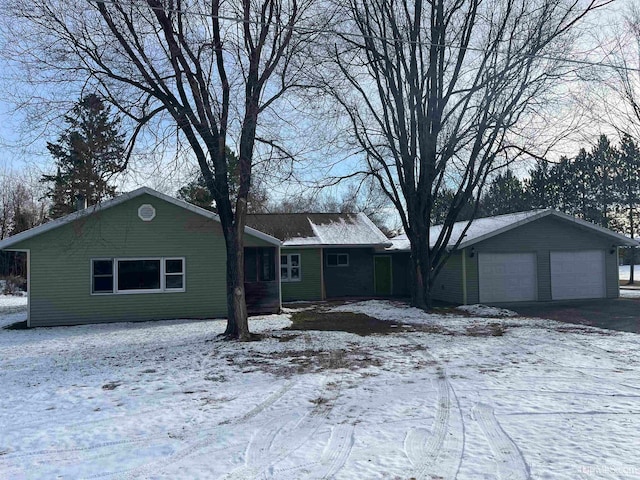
top-left (464, 216), bottom-right (619, 303)
top-left (432, 252), bottom-right (464, 304)
top-left (324, 248), bottom-right (375, 297)
top-left (391, 252), bottom-right (411, 297)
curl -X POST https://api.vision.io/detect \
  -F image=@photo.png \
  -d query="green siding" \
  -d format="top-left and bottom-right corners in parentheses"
top-left (373, 256), bottom-right (392, 295)
top-left (464, 216), bottom-right (620, 304)
top-left (12, 193), bottom-right (277, 326)
top-left (281, 248), bottom-right (322, 301)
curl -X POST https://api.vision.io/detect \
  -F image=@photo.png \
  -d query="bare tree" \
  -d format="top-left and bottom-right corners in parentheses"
top-left (3, 0), bottom-right (316, 339)
top-left (0, 173), bottom-right (47, 239)
top-left (324, 0), bottom-right (607, 308)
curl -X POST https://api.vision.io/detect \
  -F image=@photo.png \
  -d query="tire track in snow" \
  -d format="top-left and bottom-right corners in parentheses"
top-left (0, 381), bottom-right (296, 466)
top-left (271, 423), bottom-right (356, 480)
top-left (223, 414), bottom-right (301, 480)
top-left (472, 403), bottom-right (530, 480)
top-left (230, 376), bottom-right (351, 479)
top-left (315, 424), bottom-right (355, 480)
top-left (115, 379), bottom-right (298, 480)
top-left (504, 336), bottom-right (640, 392)
top-left (402, 339), bottom-right (465, 480)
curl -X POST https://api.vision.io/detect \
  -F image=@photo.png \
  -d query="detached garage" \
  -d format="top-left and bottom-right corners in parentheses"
top-left (388, 210), bottom-right (638, 304)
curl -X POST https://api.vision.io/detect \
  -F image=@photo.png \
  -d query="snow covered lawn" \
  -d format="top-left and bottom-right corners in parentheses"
top-left (0, 294), bottom-right (27, 321)
top-left (2, 300), bottom-right (640, 479)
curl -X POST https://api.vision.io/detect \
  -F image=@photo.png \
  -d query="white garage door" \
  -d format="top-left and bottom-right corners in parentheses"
top-left (478, 253), bottom-right (537, 303)
top-left (550, 250), bottom-right (606, 300)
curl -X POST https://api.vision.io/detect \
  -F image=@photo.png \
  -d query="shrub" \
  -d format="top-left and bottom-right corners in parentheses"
top-left (2, 275), bottom-right (26, 295)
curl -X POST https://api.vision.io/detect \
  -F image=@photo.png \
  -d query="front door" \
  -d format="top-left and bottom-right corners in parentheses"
top-left (374, 256), bottom-right (392, 296)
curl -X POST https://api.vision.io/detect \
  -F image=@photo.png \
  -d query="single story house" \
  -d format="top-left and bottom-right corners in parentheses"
top-left (2, 187), bottom-right (634, 328)
top-left (387, 210), bottom-right (638, 304)
top-left (245, 213), bottom-right (392, 301)
top-left (0, 188), bottom-right (282, 327)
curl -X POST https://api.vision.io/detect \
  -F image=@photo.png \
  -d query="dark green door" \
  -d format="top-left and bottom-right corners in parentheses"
top-left (374, 256), bottom-right (392, 296)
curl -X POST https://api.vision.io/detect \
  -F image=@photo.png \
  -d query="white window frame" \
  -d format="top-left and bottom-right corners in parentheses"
top-left (326, 253), bottom-right (349, 267)
top-left (280, 253), bottom-right (302, 283)
top-left (91, 257), bottom-right (186, 295)
top-left (91, 258), bottom-right (115, 294)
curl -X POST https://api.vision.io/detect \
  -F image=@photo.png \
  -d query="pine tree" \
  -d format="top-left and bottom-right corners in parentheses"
top-left (178, 147), bottom-right (269, 213)
top-left (590, 134), bottom-right (618, 228)
top-left (41, 94), bottom-right (126, 218)
top-left (617, 134), bottom-right (640, 283)
top-left (480, 170), bottom-right (527, 216)
top-left (524, 160), bottom-right (554, 209)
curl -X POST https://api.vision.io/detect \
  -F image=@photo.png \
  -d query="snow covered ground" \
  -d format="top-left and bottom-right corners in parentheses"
top-left (0, 294), bottom-right (27, 315)
top-left (2, 299), bottom-right (640, 479)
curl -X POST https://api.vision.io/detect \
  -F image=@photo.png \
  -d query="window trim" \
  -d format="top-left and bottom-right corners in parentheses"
top-left (280, 253), bottom-right (302, 283)
top-left (326, 252), bottom-right (349, 267)
top-left (91, 257), bottom-right (186, 295)
top-left (91, 258), bottom-right (115, 294)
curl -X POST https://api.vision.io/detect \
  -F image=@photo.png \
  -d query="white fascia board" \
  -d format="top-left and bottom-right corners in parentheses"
top-left (0, 187), bottom-right (282, 249)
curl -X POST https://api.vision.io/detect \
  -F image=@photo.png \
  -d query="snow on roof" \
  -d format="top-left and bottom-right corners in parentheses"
top-left (245, 213), bottom-right (391, 247)
top-left (0, 187), bottom-right (281, 250)
top-left (388, 209), bottom-right (639, 251)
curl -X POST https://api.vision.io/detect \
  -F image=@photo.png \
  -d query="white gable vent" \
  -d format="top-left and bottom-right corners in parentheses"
top-left (138, 204), bottom-right (156, 222)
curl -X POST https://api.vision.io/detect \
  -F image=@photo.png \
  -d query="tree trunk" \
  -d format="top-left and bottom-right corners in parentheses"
top-left (629, 206), bottom-right (635, 286)
top-left (408, 226), bottom-right (433, 310)
top-left (222, 224), bottom-right (250, 340)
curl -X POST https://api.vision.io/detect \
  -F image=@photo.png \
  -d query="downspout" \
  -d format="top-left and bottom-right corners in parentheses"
top-left (26, 249), bottom-right (31, 328)
top-left (320, 248), bottom-right (326, 300)
top-left (616, 246), bottom-right (620, 298)
top-left (277, 244), bottom-right (282, 312)
top-left (461, 249), bottom-right (468, 305)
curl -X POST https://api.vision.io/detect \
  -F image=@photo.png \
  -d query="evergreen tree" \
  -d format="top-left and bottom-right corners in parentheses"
top-left (480, 170), bottom-right (527, 216)
top-left (524, 160), bottom-right (554, 209)
top-left (178, 175), bottom-right (216, 212)
top-left (572, 148), bottom-right (598, 222)
top-left (552, 156), bottom-right (578, 215)
top-left (590, 134), bottom-right (618, 228)
top-left (178, 147), bottom-right (269, 213)
top-left (41, 94), bottom-right (126, 218)
top-left (617, 134), bottom-right (640, 283)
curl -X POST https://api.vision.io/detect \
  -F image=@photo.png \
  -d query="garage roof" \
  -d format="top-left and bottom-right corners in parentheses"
top-left (388, 209), bottom-right (639, 251)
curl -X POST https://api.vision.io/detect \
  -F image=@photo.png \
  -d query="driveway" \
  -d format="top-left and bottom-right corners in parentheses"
top-left (511, 296), bottom-right (640, 333)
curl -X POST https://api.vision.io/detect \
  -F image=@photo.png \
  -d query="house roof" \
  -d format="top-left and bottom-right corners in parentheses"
top-left (388, 209), bottom-right (639, 251)
top-left (245, 213), bottom-right (391, 247)
top-left (0, 187), bottom-right (281, 250)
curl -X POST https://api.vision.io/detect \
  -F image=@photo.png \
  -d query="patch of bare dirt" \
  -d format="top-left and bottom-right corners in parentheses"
top-left (287, 309), bottom-right (413, 336)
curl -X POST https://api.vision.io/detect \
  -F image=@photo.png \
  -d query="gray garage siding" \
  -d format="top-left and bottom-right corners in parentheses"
top-left (464, 216), bottom-right (619, 304)
top-left (432, 251), bottom-right (464, 304)
top-left (389, 251), bottom-right (463, 303)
